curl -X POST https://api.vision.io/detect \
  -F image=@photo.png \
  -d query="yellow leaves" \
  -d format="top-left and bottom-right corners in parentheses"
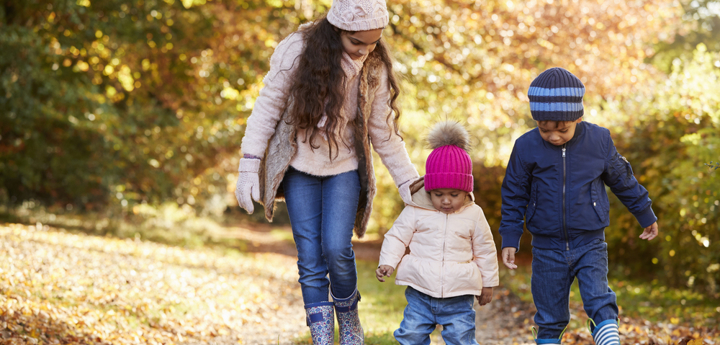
top-left (76, 0), bottom-right (90, 7)
top-left (1, 222), bottom-right (306, 343)
top-left (75, 60), bottom-right (89, 72)
top-left (263, 38), bottom-right (277, 48)
top-left (117, 65), bottom-right (135, 92)
top-left (181, 0), bottom-right (206, 9)
top-left (106, 85), bottom-right (117, 97)
top-left (680, 133), bottom-right (702, 145)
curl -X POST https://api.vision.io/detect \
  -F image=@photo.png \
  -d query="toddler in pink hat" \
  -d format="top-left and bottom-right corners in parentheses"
top-left (376, 121), bottom-right (500, 345)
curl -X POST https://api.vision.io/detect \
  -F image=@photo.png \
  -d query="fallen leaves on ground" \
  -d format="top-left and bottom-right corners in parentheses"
top-left (0, 223), bottom-right (306, 344)
top-left (473, 284), bottom-right (720, 345)
top-left (1, 222), bottom-right (718, 345)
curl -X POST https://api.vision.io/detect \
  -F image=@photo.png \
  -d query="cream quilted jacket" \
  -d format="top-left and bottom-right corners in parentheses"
top-left (378, 180), bottom-right (500, 298)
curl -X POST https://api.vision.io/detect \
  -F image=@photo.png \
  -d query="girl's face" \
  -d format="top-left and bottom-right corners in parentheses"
top-left (430, 188), bottom-right (468, 214)
top-left (339, 28), bottom-right (383, 60)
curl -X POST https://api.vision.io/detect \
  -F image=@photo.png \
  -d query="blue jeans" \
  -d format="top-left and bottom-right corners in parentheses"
top-left (394, 287), bottom-right (478, 345)
top-left (282, 166), bottom-right (361, 305)
top-left (531, 239), bottom-right (618, 342)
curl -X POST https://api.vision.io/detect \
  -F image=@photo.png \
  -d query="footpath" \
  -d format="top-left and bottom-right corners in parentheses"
top-left (0, 222), bottom-right (715, 344)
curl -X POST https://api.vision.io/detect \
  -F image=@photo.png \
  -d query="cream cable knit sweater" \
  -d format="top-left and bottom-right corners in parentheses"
top-left (240, 30), bottom-right (417, 185)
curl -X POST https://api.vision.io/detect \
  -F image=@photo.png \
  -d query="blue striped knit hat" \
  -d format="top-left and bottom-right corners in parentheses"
top-left (528, 67), bottom-right (585, 122)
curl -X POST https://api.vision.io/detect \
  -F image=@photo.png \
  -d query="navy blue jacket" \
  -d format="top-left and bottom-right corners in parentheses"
top-left (499, 121), bottom-right (657, 251)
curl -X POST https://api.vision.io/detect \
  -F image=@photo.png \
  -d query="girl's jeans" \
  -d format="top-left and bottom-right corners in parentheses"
top-left (531, 239), bottom-right (619, 340)
top-left (282, 166), bottom-right (361, 305)
top-left (394, 287), bottom-right (478, 345)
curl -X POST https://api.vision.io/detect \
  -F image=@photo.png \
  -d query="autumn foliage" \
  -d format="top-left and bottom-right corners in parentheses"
top-left (1, 0), bottom-right (719, 298)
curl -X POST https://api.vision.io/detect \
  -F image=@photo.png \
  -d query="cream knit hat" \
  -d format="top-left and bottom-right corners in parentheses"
top-left (327, 0), bottom-right (389, 32)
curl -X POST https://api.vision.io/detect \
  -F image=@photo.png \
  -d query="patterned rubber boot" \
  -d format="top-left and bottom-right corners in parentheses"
top-left (305, 302), bottom-right (335, 345)
top-left (532, 326), bottom-right (564, 344)
top-left (332, 289), bottom-right (364, 345)
top-left (589, 319), bottom-right (620, 345)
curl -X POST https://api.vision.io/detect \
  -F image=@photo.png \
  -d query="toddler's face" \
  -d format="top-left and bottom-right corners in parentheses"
top-left (537, 117), bottom-right (583, 146)
top-left (429, 189), bottom-right (468, 214)
top-left (339, 29), bottom-right (383, 60)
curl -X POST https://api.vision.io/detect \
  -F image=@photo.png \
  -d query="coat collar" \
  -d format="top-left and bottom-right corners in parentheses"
top-left (407, 177), bottom-right (476, 213)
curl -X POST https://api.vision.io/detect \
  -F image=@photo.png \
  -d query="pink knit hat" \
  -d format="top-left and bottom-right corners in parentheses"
top-left (424, 121), bottom-right (474, 192)
top-left (327, 0), bottom-right (389, 32)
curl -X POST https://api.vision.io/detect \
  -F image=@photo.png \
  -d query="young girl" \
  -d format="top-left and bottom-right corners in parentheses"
top-left (234, 0), bottom-right (419, 343)
top-left (376, 121), bottom-right (499, 345)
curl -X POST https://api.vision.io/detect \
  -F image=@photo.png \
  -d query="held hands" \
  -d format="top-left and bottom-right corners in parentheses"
top-left (375, 265), bottom-right (394, 282)
top-left (398, 177), bottom-right (420, 205)
top-left (639, 221), bottom-right (659, 241)
top-left (235, 158), bottom-right (261, 214)
top-left (502, 247), bottom-right (518, 270)
top-left (476, 287), bottom-right (493, 306)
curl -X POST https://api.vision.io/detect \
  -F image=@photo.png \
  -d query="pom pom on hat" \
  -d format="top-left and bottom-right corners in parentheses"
top-left (424, 121), bottom-right (474, 192)
top-left (327, 0), bottom-right (389, 31)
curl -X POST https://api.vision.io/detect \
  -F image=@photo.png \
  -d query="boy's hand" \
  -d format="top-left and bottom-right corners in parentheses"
top-left (639, 222), bottom-right (659, 241)
top-left (502, 247), bottom-right (518, 270)
top-left (476, 287), bottom-right (493, 306)
top-left (375, 265), bottom-right (394, 282)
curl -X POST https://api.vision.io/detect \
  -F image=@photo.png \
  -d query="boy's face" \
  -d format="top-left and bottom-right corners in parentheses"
top-left (429, 188), bottom-right (468, 214)
top-left (339, 29), bottom-right (383, 60)
top-left (536, 117), bottom-right (583, 146)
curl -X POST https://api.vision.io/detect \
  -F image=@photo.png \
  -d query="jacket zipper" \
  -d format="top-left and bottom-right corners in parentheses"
top-left (441, 213), bottom-right (448, 298)
top-left (562, 144), bottom-right (569, 251)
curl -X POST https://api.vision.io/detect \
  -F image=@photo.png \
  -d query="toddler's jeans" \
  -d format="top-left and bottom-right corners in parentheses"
top-left (394, 287), bottom-right (478, 345)
top-left (532, 238), bottom-right (619, 343)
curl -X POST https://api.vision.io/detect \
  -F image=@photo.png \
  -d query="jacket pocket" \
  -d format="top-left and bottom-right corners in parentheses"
top-left (525, 182), bottom-right (538, 225)
top-left (590, 181), bottom-right (609, 224)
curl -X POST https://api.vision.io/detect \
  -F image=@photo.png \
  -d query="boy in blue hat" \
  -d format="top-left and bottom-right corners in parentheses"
top-left (499, 67), bottom-right (659, 345)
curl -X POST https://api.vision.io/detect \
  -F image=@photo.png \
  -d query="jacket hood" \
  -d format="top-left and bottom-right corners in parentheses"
top-left (407, 176), bottom-right (475, 211)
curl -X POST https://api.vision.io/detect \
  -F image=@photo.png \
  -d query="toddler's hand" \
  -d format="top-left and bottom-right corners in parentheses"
top-left (477, 287), bottom-right (493, 306)
top-left (639, 222), bottom-right (658, 241)
top-left (502, 247), bottom-right (517, 270)
top-left (375, 265), bottom-right (394, 282)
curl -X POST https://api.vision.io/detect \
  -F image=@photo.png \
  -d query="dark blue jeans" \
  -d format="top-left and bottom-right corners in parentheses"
top-left (531, 239), bottom-right (618, 342)
top-left (394, 287), bottom-right (478, 345)
top-left (283, 166), bottom-right (361, 305)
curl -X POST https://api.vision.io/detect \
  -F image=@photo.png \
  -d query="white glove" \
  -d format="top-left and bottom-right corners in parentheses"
top-left (398, 177), bottom-right (419, 205)
top-left (235, 158), bottom-right (261, 214)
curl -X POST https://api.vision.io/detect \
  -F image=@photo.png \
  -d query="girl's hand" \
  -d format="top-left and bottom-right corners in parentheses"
top-left (502, 247), bottom-right (518, 270)
top-left (477, 287), bottom-right (493, 306)
top-left (235, 158), bottom-right (261, 214)
top-left (375, 265), bottom-right (394, 282)
top-left (398, 177), bottom-right (421, 205)
top-left (639, 222), bottom-right (658, 241)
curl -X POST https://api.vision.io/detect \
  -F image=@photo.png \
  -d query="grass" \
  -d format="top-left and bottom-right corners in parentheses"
top-left (499, 261), bottom-right (720, 329)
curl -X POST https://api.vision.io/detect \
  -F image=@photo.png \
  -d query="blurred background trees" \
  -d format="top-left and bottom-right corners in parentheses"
top-left (1, 0), bottom-right (718, 296)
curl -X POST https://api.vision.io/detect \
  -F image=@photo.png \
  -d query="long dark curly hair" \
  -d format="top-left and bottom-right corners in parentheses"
top-left (285, 16), bottom-right (402, 160)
